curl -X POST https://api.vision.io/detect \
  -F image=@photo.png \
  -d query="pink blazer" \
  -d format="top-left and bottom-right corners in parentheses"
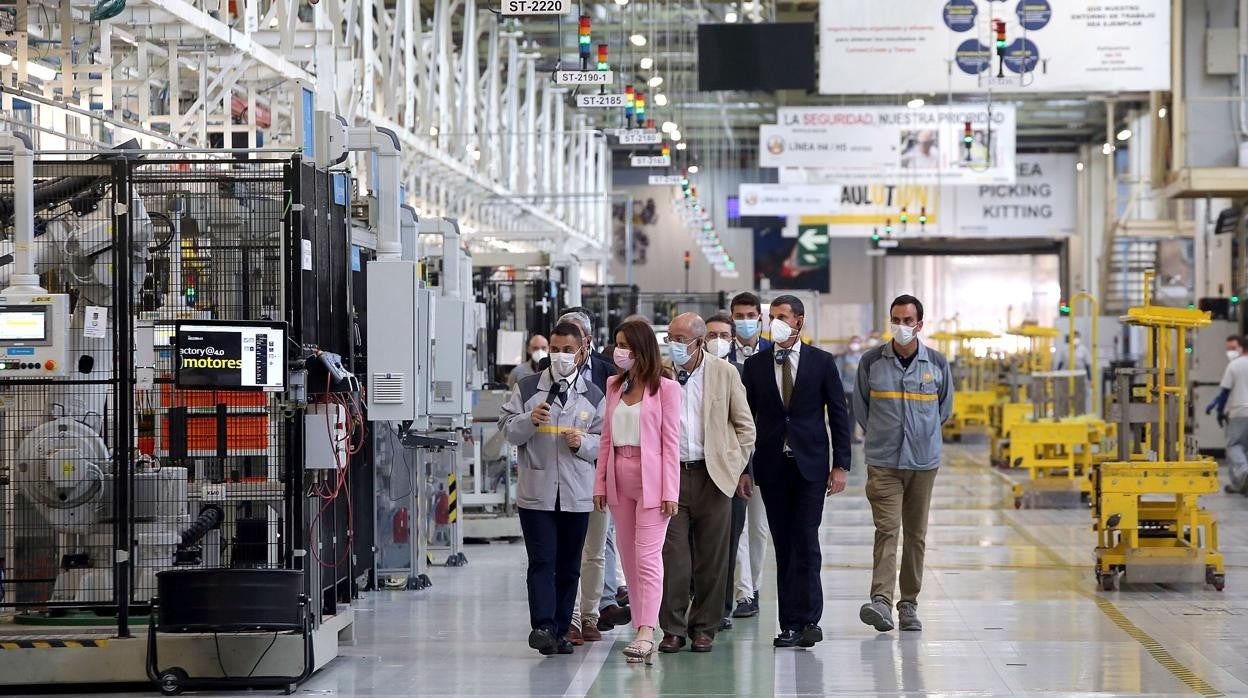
top-left (594, 375), bottom-right (681, 509)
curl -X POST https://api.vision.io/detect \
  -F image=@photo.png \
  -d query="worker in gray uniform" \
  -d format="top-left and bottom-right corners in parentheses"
top-left (1206, 334), bottom-right (1248, 495)
top-left (854, 295), bottom-right (953, 633)
top-left (499, 321), bottom-right (606, 656)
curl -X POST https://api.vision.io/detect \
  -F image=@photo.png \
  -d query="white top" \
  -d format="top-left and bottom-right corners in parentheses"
top-left (1221, 357), bottom-right (1248, 419)
top-left (612, 399), bottom-right (642, 446)
top-left (678, 361), bottom-right (706, 462)
top-left (773, 339), bottom-right (802, 397)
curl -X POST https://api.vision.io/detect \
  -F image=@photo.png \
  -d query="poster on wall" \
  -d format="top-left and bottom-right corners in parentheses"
top-left (819, 0), bottom-right (1171, 95)
top-left (792, 154), bottom-right (1075, 238)
top-left (760, 105), bottom-right (1016, 184)
top-left (612, 196), bottom-right (658, 265)
top-left (754, 224), bottom-right (830, 293)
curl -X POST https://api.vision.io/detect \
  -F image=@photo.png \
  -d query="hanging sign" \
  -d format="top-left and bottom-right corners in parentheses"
top-left (737, 184), bottom-right (843, 216)
top-left (649, 175), bottom-right (684, 185)
top-left (818, 0), bottom-right (1170, 94)
top-left (948, 154), bottom-right (1076, 238)
top-left (759, 105), bottom-right (1016, 184)
top-left (630, 155), bottom-right (670, 167)
top-left (619, 130), bottom-right (663, 145)
top-left (555, 70), bottom-right (614, 86)
top-left (502, 0), bottom-right (570, 14)
top-left (576, 93), bottom-right (627, 108)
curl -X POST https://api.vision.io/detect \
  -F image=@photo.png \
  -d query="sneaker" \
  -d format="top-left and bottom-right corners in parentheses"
top-left (897, 602), bottom-right (922, 631)
top-left (732, 598), bottom-right (758, 618)
top-left (859, 596), bottom-right (894, 632)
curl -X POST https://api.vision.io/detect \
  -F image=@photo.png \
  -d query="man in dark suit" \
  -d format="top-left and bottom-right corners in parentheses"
top-left (740, 294), bottom-right (852, 648)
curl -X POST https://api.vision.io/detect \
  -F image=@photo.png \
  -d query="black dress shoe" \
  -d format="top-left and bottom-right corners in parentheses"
top-left (529, 628), bottom-right (557, 655)
top-left (556, 637), bottom-right (575, 655)
top-left (797, 624), bottom-right (823, 648)
top-left (773, 630), bottom-right (800, 648)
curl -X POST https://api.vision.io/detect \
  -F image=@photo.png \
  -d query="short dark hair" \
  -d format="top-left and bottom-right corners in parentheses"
top-left (1230, 335), bottom-right (1244, 346)
top-left (730, 292), bottom-right (762, 314)
top-left (550, 321), bottom-right (583, 341)
top-left (770, 294), bottom-right (805, 316)
top-left (706, 313), bottom-right (733, 328)
top-left (890, 294), bottom-right (924, 322)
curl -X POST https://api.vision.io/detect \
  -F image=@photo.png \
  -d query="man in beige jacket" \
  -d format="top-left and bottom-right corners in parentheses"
top-left (657, 313), bottom-right (757, 653)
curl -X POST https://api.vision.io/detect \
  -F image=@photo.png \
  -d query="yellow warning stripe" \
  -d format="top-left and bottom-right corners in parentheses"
top-left (0, 640), bottom-right (107, 649)
top-left (447, 474), bottom-right (458, 524)
top-left (869, 390), bottom-right (938, 402)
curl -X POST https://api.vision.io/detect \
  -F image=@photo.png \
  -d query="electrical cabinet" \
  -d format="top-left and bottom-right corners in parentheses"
top-left (429, 296), bottom-right (470, 426)
top-left (366, 260), bottom-right (433, 427)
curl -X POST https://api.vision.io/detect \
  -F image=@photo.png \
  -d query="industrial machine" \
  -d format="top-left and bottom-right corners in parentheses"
top-left (990, 323), bottom-right (1059, 467)
top-left (0, 138), bottom-right (360, 689)
top-left (1093, 273), bottom-right (1224, 591)
top-left (942, 330), bottom-right (999, 442)
top-left (1007, 296), bottom-right (1118, 508)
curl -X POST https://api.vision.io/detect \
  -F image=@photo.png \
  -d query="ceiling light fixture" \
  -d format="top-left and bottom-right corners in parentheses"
top-left (725, 11), bottom-right (738, 22)
top-left (1076, 161), bottom-right (1085, 172)
top-left (1157, 106), bottom-right (1168, 119)
top-left (654, 93), bottom-right (668, 106)
top-left (649, 75), bottom-right (663, 87)
top-left (639, 57), bottom-right (653, 70)
top-left (429, 126), bottom-right (439, 137)
top-left (676, 143), bottom-right (687, 151)
top-left (671, 130), bottom-right (682, 141)
top-left (687, 165), bottom-right (699, 174)
top-left (661, 121), bottom-right (677, 133)
top-left (1101, 142), bottom-right (1115, 155)
top-left (906, 97), bottom-right (925, 109)
top-left (1116, 128), bottom-right (1132, 141)
top-left (630, 33), bottom-right (647, 47)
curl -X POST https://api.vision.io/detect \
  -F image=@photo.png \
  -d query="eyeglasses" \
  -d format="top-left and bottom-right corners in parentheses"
top-left (889, 319), bottom-right (920, 328)
top-left (663, 336), bottom-right (698, 345)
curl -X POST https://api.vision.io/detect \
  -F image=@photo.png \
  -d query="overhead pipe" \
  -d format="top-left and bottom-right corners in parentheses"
top-left (0, 132), bottom-right (42, 293)
top-left (347, 126), bottom-right (403, 260)
top-left (419, 216), bottom-right (463, 299)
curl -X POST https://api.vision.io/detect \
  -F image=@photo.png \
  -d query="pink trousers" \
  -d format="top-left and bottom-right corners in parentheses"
top-left (609, 446), bottom-right (669, 630)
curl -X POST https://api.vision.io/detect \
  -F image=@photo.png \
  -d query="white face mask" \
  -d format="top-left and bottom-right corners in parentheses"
top-left (549, 352), bottom-right (579, 378)
top-left (707, 337), bottom-right (731, 358)
top-left (770, 317), bottom-right (795, 344)
top-left (866, 337), bottom-right (880, 347)
top-left (848, 342), bottom-right (862, 353)
top-left (891, 323), bottom-right (917, 346)
top-left (530, 349), bottom-right (548, 364)
top-left (1229, 350), bottom-right (1242, 362)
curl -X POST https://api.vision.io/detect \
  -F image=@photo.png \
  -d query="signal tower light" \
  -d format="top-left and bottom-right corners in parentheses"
top-left (899, 207), bottom-right (908, 228)
top-left (994, 19), bottom-right (1007, 50)
top-left (884, 218), bottom-right (893, 236)
top-left (635, 92), bottom-right (646, 121)
top-left (871, 227), bottom-right (880, 241)
top-left (625, 85), bottom-right (635, 125)
top-left (579, 16), bottom-right (592, 61)
top-left (1059, 300), bottom-right (1071, 316)
top-left (963, 121), bottom-right (974, 162)
top-left (596, 44), bottom-right (609, 71)
top-left (646, 118), bottom-right (655, 130)
top-left (661, 144), bottom-right (671, 157)
top-left (919, 206), bottom-right (928, 227)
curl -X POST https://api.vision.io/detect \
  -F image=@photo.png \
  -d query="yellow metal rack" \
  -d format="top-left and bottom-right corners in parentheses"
top-left (1092, 273), bottom-right (1224, 592)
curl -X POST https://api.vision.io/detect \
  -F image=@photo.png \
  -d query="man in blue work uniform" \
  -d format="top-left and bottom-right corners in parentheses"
top-left (855, 295), bottom-right (953, 633)
top-left (1206, 334), bottom-right (1248, 496)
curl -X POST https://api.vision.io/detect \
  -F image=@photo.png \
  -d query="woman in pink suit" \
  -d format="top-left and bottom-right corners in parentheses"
top-left (594, 319), bottom-right (680, 665)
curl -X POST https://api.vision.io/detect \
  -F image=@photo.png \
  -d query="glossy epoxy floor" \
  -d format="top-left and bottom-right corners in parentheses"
top-left (230, 440), bottom-right (1248, 696)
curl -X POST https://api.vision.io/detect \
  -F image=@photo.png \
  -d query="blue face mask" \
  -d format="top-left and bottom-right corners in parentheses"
top-left (668, 341), bottom-right (694, 367)
top-left (734, 319), bottom-right (759, 339)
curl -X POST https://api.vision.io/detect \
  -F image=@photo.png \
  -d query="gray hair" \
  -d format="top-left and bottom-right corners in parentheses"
top-left (558, 311), bottom-right (593, 338)
top-left (671, 312), bottom-right (707, 339)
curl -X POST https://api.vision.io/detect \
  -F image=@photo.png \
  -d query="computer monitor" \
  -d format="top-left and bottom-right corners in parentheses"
top-left (174, 320), bottom-right (287, 391)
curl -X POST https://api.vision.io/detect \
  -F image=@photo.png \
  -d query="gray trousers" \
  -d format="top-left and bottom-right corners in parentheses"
top-left (1227, 417), bottom-right (1248, 491)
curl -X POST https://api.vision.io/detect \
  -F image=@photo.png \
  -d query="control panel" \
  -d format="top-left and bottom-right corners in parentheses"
top-left (0, 293), bottom-right (70, 377)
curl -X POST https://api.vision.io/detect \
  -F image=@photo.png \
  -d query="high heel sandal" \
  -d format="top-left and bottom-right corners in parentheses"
top-left (622, 638), bottom-right (656, 665)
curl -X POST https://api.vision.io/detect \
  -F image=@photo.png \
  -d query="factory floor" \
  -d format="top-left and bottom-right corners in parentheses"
top-left (103, 439), bottom-right (1248, 696)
